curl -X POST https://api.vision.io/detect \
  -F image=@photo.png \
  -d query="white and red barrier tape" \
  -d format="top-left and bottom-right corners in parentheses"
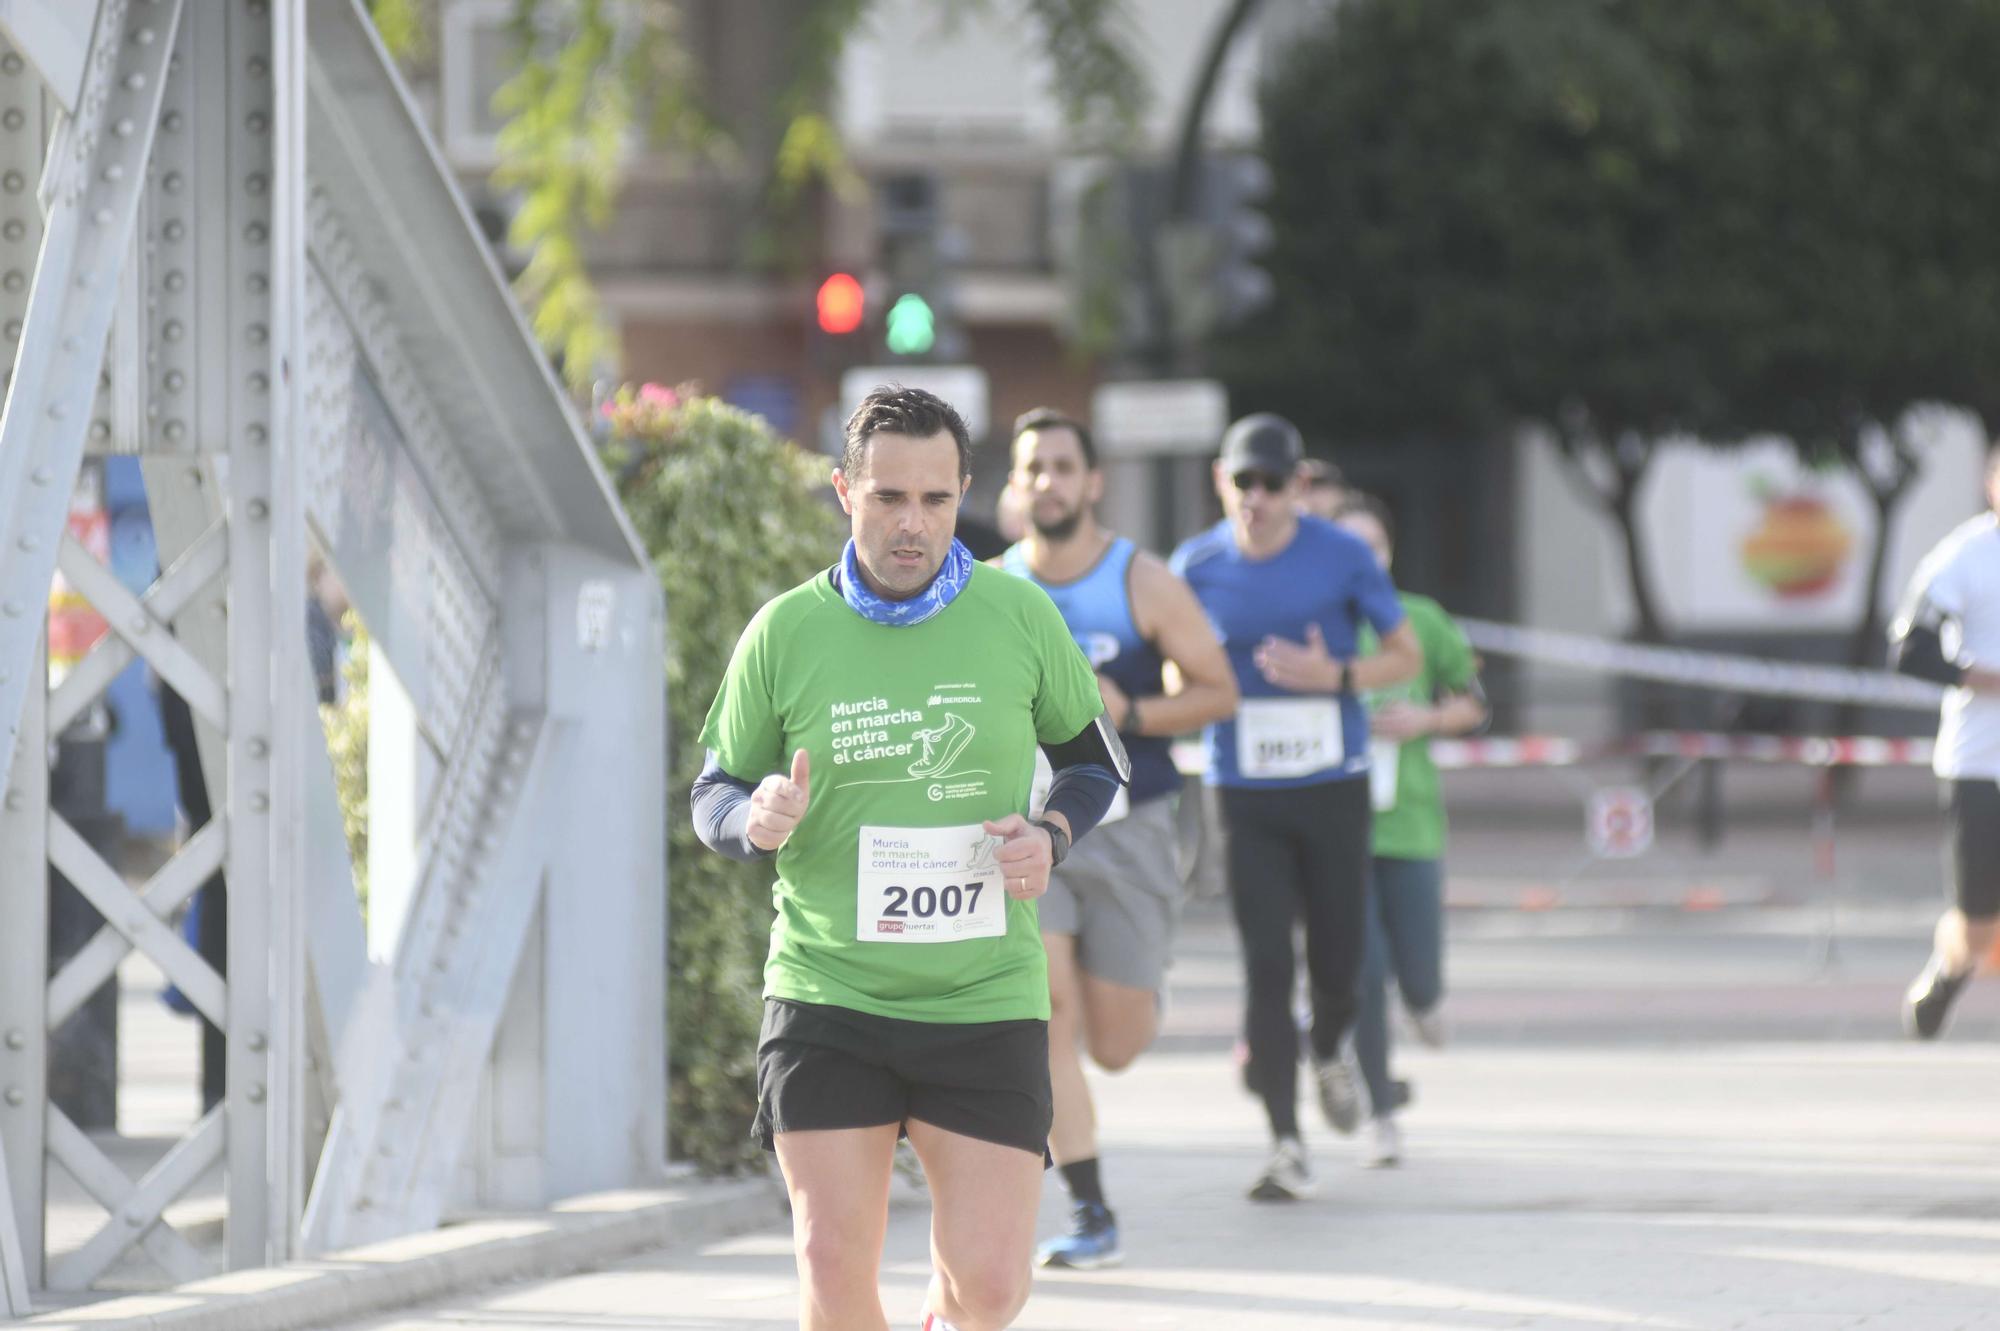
top-left (1457, 618), bottom-right (1945, 711)
top-left (1431, 731), bottom-right (1932, 770)
top-left (1174, 731), bottom-right (1929, 774)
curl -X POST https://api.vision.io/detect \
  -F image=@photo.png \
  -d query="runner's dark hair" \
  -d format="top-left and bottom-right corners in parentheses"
top-left (843, 385), bottom-right (974, 481)
top-left (1011, 407), bottom-right (1097, 469)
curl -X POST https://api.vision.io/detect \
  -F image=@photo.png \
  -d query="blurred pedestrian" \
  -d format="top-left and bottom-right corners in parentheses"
top-left (1001, 408), bottom-right (1237, 1268)
top-left (1333, 493), bottom-right (1486, 1166)
top-left (691, 386), bottom-right (1128, 1331)
top-left (1171, 415), bottom-right (1421, 1201)
top-left (1295, 457), bottom-right (1347, 521)
top-left (1893, 446), bottom-right (2000, 1039)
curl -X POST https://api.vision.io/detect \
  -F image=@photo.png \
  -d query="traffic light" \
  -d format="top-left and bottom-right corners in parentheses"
top-left (876, 173), bottom-right (963, 361)
top-left (817, 272), bottom-right (866, 335)
top-left (1158, 153), bottom-right (1276, 348)
top-left (1203, 153), bottom-right (1275, 326)
top-left (885, 292), bottom-right (936, 356)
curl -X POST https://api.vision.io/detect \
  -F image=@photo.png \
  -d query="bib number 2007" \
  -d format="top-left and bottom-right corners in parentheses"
top-left (857, 824), bottom-right (1009, 943)
top-left (880, 880), bottom-right (985, 920)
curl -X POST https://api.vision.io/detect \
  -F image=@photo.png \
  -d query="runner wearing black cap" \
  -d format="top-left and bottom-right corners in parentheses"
top-left (1172, 414), bottom-right (1422, 1201)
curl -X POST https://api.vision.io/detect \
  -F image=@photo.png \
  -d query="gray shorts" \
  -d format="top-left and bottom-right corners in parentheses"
top-left (1038, 794), bottom-right (1182, 991)
top-left (1947, 777), bottom-right (2000, 919)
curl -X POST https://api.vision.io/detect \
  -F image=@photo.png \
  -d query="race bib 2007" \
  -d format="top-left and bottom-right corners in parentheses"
top-left (1236, 698), bottom-right (1344, 780)
top-left (856, 824), bottom-right (1008, 943)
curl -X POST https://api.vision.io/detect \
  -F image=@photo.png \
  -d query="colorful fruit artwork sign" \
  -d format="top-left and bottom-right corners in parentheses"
top-left (1738, 486), bottom-right (1854, 599)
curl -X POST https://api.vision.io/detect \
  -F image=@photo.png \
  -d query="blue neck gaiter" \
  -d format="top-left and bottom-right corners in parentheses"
top-left (832, 537), bottom-right (974, 627)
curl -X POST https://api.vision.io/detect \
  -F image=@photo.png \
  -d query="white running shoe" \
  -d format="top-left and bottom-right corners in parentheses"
top-left (1364, 1115), bottom-right (1402, 1168)
top-left (1312, 1045), bottom-right (1368, 1135)
top-left (1249, 1136), bottom-right (1316, 1201)
top-left (1408, 1003), bottom-right (1447, 1049)
top-left (892, 1139), bottom-right (928, 1196)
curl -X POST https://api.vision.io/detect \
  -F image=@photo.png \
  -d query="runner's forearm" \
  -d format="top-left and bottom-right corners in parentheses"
top-left (1347, 647), bottom-right (1420, 693)
top-left (691, 751), bottom-right (774, 863)
top-left (1040, 761), bottom-right (1119, 843)
top-left (1121, 681), bottom-right (1235, 737)
top-left (1431, 693), bottom-right (1488, 737)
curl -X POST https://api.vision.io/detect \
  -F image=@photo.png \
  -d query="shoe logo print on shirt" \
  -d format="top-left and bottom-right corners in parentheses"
top-left (908, 713), bottom-right (977, 779)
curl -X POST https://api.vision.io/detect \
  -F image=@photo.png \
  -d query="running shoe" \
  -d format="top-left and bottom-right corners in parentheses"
top-left (1905, 956), bottom-right (1972, 1040)
top-left (1312, 1045), bottom-right (1368, 1135)
top-left (1249, 1136), bottom-right (1315, 1202)
top-left (920, 1316), bottom-right (962, 1331)
top-left (893, 1138), bottom-right (928, 1194)
top-left (1036, 1200), bottom-right (1122, 1269)
top-left (1364, 1115), bottom-right (1402, 1169)
top-left (1407, 1003), bottom-right (1447, 1049)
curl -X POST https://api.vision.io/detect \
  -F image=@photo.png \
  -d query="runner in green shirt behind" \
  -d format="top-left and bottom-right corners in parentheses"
top-left (691, 386), bottom-right (1128, 1331)
top-left (1331, 493), bottom-right (1487, 1170)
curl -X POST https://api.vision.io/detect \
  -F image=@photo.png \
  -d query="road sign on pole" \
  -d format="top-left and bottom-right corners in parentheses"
top-left (839, 365), bottom-right (991, 441)
top-left (1588, 787), bottom-right (1655, 859)
top-left (1092, 378), bottom-right (1229, 457)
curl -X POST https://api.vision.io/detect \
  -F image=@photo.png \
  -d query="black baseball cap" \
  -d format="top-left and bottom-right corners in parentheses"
top-left (1218, 413), bottom-right (1304, 477)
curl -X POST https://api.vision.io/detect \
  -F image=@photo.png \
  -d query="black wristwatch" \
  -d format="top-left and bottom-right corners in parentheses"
top-left (1033, 817), bottom-right (1071, 868)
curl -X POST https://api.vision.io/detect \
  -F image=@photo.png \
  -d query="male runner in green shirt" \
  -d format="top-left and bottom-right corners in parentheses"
top-left (692, 387), bottom-right (1127, 1331)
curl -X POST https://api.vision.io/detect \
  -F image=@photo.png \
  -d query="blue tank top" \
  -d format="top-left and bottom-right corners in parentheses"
top-left (1001, 537), bottom-right (1179, 803)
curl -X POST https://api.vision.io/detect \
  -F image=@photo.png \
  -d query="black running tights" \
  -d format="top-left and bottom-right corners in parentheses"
top-left (1216, 777), bottom-right (1372, 1140)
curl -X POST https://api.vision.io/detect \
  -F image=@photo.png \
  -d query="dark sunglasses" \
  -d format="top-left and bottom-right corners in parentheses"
top-left (1231, 470), bottom-right (1290, 495)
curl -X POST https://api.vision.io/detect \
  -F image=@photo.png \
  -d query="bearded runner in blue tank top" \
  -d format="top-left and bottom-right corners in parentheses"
top-left (1002, 539), bottom-right (1182, 807)
top-left (998, 409), bottom-right (1237, 1270)
top-left (692, 389), bottom-right (1131, 1331)
top-left (1170, 413), bottom-right (1422, 1204)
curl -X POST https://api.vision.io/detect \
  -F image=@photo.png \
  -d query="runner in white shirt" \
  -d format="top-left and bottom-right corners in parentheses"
top-left (1893, 447), bottom-right (2000, 1038)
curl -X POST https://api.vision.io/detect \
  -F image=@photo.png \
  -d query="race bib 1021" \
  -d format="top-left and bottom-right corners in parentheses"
top-left (856, 824), bottom-right (1008, 943)
top-left (1236, 698), bottom-right (1344, 780)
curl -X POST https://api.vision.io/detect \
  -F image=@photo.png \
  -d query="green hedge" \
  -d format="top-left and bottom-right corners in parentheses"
top-left (601, 384), bottom-right (844, 1173)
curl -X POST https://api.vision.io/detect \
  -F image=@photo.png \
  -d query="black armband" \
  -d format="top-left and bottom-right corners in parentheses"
top-left (1890, 599), bottom-right (1967, 687)
top-left (1038, 713), bottom-right (1132, 847)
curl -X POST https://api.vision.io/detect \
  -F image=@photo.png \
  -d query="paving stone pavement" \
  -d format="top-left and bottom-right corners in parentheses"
top-left (322, 904), bottom-right (2000, 1331)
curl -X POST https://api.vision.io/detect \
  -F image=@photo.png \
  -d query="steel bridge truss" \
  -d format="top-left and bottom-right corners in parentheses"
top-left (0, 1), bottom-right (666, 1312)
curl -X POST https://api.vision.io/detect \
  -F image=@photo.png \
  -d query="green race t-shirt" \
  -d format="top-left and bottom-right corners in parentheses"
top-left (698, 563), bottom-right (1104, 1023)
top-left (1361, 594), bottom-right (1476, 861)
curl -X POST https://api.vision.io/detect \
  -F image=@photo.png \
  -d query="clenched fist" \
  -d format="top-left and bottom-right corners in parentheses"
top-left (982, 813), bottom-right (1057, 900)
top-left (748, 748), bottom-right (811, 852)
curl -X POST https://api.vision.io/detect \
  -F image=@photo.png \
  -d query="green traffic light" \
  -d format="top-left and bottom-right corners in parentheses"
top-left (885, 292), bottom-right (936, 356)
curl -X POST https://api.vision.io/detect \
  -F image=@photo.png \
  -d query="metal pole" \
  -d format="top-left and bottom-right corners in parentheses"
top-left (219, 0), bottom-right (283, 1269)
top-left (0, 638), bottom-right (46, 1312)
top-left (1811, 766), bottom-right (1841, 971)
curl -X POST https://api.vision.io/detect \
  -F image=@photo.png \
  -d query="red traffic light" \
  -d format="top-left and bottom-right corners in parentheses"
top-left (816, 272), bottom-right (865, 335)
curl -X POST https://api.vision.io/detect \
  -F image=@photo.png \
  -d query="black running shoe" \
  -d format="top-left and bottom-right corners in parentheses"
top-left (1904, 957), bottom-right (1971, 1040)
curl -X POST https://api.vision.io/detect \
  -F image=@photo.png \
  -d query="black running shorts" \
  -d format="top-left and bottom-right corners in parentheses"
top-left (752, 998), bottom-right (1052, 1158)
top-left (1946, 777), bottom-right (2000, 919)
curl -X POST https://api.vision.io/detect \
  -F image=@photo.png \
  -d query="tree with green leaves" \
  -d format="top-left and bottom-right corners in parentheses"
top-left (600, 385), bottom-right (843, 1171)
top-left (368, 0), bottom-right (1150, 390)
top-left (1227, 0), bottom-right (2000, 652)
